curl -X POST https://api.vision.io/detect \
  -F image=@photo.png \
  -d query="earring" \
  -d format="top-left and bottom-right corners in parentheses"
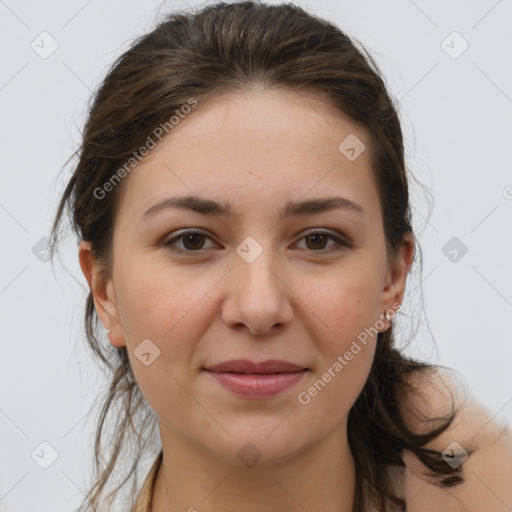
top-left (385, 313), bottom-right (391, 322)
top-left (106, 329), bottom-right (112, 334)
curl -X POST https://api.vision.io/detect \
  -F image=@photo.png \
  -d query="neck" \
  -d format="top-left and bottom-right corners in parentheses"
top-left (151, 419), bottom-right (356, 512)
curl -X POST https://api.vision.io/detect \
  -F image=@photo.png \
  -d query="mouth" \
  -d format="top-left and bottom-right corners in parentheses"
top-left (203, 360), bottom-right (309, 397)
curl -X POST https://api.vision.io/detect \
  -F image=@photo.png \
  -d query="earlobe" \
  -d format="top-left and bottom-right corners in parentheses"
top-left (380, 234), bottom-right (415, 326)
top-left (78, 240), bottom-right (126, 348)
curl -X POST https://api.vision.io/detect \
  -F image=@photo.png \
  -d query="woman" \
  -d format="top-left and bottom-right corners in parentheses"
top-left (50, 1), bottom-right (512, 511)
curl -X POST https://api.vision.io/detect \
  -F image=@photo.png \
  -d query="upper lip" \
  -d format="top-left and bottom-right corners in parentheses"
top-left (204, 359), bottom-right (307, 374)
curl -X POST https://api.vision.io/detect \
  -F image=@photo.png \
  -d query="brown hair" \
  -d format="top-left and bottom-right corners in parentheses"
top-left (50, 2), bottom-right (464, 511)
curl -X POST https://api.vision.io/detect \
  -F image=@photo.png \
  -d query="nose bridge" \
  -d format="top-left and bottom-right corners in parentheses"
top-left (222, 234), bottom-right (292, 333)
top-left (235, 234), bottom-right (282, 301)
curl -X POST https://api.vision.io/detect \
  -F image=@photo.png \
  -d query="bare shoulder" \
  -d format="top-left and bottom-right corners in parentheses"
top-left (397, 367), bottom-right (512, 512)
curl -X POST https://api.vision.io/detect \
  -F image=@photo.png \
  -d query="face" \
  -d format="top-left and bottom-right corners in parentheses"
top-left (80, 88), bottom-right (411, 467)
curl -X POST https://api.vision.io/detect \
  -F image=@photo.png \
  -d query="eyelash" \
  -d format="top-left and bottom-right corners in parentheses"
top-left (163, 229), bottom-right (350, 255)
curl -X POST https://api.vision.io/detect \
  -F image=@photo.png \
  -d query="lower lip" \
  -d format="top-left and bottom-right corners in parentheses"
top-left (205, 370), bottom-right (307, 397)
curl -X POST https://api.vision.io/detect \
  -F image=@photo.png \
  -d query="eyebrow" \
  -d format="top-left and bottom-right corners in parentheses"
top-left (142, 194), bottom-right (366, 220)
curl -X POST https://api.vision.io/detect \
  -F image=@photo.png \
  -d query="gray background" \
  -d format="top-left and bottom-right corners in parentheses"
top-left (1, 0), bottom-right (511, 510)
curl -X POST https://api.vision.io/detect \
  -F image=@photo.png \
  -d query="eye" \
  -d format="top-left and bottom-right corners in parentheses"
top-left (293, 229), bottom-right (350, 253)
top-left (163, 231), bottom-right (216, 253)
top-left (163, 229), bottom-right (349, 254)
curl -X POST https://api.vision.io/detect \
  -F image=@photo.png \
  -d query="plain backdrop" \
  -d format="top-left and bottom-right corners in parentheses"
top-left (1, 0), bottom-right (511, 510)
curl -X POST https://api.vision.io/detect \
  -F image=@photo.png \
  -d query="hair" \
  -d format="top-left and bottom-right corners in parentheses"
top-left (50, 2), bottom-right (466, 511)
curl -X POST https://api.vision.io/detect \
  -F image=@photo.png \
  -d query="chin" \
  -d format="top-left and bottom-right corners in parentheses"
top-left (205, 426), bottom-right (314, 469)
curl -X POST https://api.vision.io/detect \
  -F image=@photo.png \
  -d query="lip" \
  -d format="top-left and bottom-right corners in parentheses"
top-left (205, 359), bottom-right (306, 374)
top-left (203, 359), bottom-right (308, 397)
top-left (205, 370), bottom-right (308, 397)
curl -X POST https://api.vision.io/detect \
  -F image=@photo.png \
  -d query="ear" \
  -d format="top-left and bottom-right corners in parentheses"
top-left (78, 240), bottom-right (125, 348)
top-left (379, 232), bottom-right (415, 330)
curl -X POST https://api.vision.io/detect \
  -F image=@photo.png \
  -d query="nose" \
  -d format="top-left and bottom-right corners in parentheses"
top-left (221, 253), bottom-right (293, 336)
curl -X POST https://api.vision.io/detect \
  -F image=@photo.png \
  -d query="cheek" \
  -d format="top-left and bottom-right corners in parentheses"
top-left (296, 264), bottom-right (381, 406)
top-left (296, 297), bottom-right (378, 429)
top-left (113, 250), bottom-right (209, 340)
top-left (112, 253), bottom-right (227, 405)
top-left (304, 264), bottom-right (383, 346)
top-left (113, 263), bottom-right (202, 417)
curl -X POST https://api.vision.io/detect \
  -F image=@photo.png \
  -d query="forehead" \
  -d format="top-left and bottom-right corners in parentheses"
top-left (116, 88), bottom-right (381, 222)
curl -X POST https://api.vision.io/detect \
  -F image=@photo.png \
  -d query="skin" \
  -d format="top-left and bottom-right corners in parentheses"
top-left (79, 87), bottom-right (414, 512)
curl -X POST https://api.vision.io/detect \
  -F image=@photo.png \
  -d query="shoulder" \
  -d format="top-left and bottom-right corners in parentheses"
top-left (397, 367), bottom-right (512, 512)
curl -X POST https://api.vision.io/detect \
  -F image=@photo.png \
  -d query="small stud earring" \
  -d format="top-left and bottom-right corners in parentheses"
top-left (106, 329), bottom-right (112, 334)
top-left (385, 313), bottom-right (391, 322)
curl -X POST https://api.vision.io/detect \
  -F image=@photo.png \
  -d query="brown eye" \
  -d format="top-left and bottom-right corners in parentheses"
top-left (163, 229), bottom-right (349, 255)
top-left (295, 230), bottom-right (349, 253)
top-left (180, 233), bottom-right (207, 250)
top-left (164, 231), bottom-right (216, 253)
top-left (304, 233), bottom-right (330, 250)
